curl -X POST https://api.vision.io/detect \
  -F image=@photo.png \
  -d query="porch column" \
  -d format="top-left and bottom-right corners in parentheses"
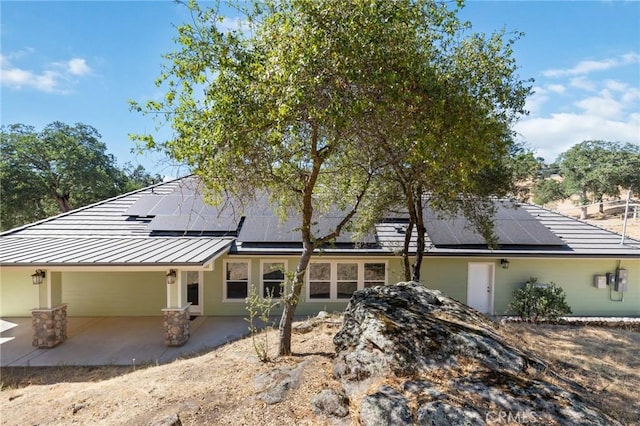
top-left (32, 270), bottom-right (68, 348)
top-left (163, 270), bottom-right (191, 346)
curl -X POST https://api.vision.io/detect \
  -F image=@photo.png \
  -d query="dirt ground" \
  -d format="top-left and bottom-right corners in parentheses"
top-left (1, 319), bottom-right (639, 425)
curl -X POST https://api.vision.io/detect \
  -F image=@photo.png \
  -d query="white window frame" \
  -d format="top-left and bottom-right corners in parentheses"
top-left (306, 260), bottom-right (388, 302)
top-left (260, 259), bottom-right (287, 299)
top-left (223, 259), bottom-right (251, 302)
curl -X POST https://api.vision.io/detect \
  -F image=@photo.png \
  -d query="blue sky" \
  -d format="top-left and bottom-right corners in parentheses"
top-left (2, 1), bottom-right (639, 177)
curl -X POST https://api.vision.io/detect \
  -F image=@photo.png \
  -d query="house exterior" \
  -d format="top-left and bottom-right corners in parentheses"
top-left (1, 176), bottom-right (638, 347)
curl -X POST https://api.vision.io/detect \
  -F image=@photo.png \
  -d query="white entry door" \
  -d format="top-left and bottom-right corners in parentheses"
top-left (186, 271), bottom-right (203, 315)
top-left (467, 263), bottom-right (494, 314)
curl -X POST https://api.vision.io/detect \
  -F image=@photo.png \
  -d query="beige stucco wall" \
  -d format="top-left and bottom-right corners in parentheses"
top-left (0, 269), bottom-right (38, 316)
top-left (0, 269), bottom-right (166, 317)
top-left (493, 258), bottom-right (640, 317)
top-left (1, 255), bottom-right (637, 318)
top-left (419, 257), bottom-right (639, 316)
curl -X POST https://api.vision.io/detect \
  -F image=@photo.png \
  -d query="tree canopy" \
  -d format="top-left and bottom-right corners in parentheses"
top-left (556, 140), bottom-right (639, 217)
top-left (132, 0), bottom-right (531, 355)
top-left (0, 122), bottom-right (161, 231)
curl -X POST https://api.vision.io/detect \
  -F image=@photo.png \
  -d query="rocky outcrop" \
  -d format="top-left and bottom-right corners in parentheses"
top-left (331, 282), bottom-right (620, 426)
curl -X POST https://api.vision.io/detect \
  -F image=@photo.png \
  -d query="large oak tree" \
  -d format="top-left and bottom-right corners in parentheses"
top-left (132, 0), bottom-right (531, 355)
top-left (0, 122), bottom-right (160, 230)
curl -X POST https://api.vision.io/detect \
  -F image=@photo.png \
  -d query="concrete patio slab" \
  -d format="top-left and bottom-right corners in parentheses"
top-left (0, 316), bottom-right (254, 367)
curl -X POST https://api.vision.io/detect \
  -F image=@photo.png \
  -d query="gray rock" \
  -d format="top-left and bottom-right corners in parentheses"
top-left (332, 282), bottom-right (621, 426)
top-left (149, 413), bottom-right (181, 426)
top-left (333, 282), bottom-right (544, 382)
top-left (311, 388), bottom-right (349, 418)
top-left (417, 401), bottom-right (485, 426)
top-left (359, 385), bottom-right (412, 426)
top-left (255, 360), bottom-right (307, 404)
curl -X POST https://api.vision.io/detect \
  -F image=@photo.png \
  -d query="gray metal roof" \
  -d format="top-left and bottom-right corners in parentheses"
top-left (0, 236), bottom-right (233, 267)
top-left (376, 203), bottom-right (640, 257)
top-left (0, 178), bottom-right (234, 267)
top-left (1, 176), bottom-right (638, 267)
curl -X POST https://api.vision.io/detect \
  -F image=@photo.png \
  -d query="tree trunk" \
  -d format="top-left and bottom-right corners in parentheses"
top-left (55, 194), bottom-right (72, 213)
top-left (411, 188), bottom-right (425, 282)
top-left (598, 201), bottom-right (604, 214)
top-left (580, 206), bottom-right (588, 220)
top-left (402, 220), bottom-right (414, 281)
top-left (278, 243), bottom-right (314, 356)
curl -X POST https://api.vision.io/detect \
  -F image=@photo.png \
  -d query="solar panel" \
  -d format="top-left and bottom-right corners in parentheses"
top-left (147, 214), bottom-right (240, 233)
top-left (424, 202), bottom-right (566, 247)
top-left (123, 195), bottom-right (163, 216)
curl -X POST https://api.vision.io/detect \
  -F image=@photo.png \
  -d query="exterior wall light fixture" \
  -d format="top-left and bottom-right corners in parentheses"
top-left (166, 269), bottom-right (177, 285)
top-left (31, 269), bottom-right (46, 285)
top-left (500, 259), bottom-right (510, 269)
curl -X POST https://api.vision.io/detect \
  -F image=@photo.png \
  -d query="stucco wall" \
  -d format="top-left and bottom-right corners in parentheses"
top-left (0, 270), bottom-right (38, 316)
top-left (419, 257), bottom-right (639, 317)
top-left (62, 271), bottom-right (166, 316)
top-left (493, 258), bottom-right (640, 317)
top-left (1, 256), bottom-right (636, 318)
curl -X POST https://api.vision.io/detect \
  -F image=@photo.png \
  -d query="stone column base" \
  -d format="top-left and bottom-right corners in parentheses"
top-left (32, 304), bottom-right (68, 348)
top-left (162, 305), bottom-right (191, 347)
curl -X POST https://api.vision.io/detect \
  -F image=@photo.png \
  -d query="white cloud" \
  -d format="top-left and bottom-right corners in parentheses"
top-left (542, 52), bottom-right (639, 78)
top-left (569, 76), bottom-right (597, 92)
top-left (0, 52), bottom-right (92, 93)
top-left (515, 112), bottom-right (640, 163)
top-left (67, 58), bottom-right (91, 76)
top-left (575, 93), bottom-right (622, 118)
top-left (523, 86), bottom-right (548, 115)
top-left (547, 84), bottom-right (566, 94)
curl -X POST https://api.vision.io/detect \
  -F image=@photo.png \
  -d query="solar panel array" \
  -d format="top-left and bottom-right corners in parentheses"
top-left (124, 188), bottom-right (369, 242)
top-left (423, 202), bottom-right (567, 247)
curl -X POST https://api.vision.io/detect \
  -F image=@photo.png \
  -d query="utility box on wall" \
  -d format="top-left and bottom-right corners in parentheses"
top-left (593, 275), bottom-right (607, 289)
top-left (615, 269), bottom-right (628, 292)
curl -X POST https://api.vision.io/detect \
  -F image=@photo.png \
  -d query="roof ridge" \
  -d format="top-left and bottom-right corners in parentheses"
top-left (0, 175), bottom-right (191, 237)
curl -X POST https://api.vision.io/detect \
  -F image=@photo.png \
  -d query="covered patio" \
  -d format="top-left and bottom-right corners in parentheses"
top-left (0, 316), bottom-right (251, 367)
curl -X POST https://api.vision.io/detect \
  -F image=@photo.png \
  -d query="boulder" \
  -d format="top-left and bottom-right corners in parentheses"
top-left (332, 282), bottom-right (620, 425)
top-left (310, 388), bottom-right (349, 418)
top-left (254, 361), bottom-right (307, 404)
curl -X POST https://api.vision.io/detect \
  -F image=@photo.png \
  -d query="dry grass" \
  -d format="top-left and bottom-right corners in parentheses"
top-left (1, 320), bottom-right (639, 425)
top-left (501, 323), bottom-right (640, 424)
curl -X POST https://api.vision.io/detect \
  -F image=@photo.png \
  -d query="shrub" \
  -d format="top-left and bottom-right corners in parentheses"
top-left (508, 277), bottom-right (572, 323)
top-left (245, 284), bottom-right (280, 362)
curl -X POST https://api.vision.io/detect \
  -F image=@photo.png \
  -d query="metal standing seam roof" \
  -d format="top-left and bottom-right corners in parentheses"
top-left (0, 237), bottom-right (234, 267)
top-left (1, 176), bottom-right (639, 265)
top-left (0, 177), bottom-right (235, 267)
top-left (376, 203), bottom-right (640, 257)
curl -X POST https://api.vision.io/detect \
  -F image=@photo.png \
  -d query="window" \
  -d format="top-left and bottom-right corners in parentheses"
top-left (261, 261), bottom-right (285, 298)
top-left (309, 263), bottom-right (331, 299)
top-left (307, 261), bottom-right (387, 301)
top-left (337, 263), bottom-right (358, 299)
top-left (364, 262), bottom-right (386, 288)
top-left (224, 260), bottom-right (250, 300)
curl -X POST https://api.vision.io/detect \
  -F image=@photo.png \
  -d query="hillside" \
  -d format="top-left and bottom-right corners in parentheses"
top-left (1, 318), bottom-right (639, 425)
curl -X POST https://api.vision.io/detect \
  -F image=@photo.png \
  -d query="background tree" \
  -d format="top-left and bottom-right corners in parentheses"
top-left (557, 140), bottom-right (636, 218)
top-left (0, 122), bottom-right (160, 231)
top-left (132, 0), bottom-right (530, 354)
top-left (532, 178), bottom-right (566, 205)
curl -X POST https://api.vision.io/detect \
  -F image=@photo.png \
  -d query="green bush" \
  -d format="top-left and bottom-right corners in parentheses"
top-left (508, 277), bottom-right (572, 323)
